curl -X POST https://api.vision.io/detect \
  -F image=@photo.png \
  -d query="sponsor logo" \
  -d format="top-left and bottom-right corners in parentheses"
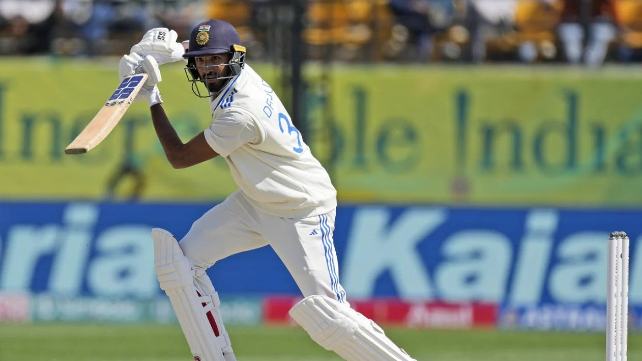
top-left (262, 296), bottom-right (497, 329)
top-left (500, 304), bottom-right (613, 331)
top-left (0, 293), bottom-right (30, 322)
top-left (108, 75), bottom-right (144, 102)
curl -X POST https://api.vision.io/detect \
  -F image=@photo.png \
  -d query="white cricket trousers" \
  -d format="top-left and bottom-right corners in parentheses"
top-left (179, 190), bottom-right (347, 303)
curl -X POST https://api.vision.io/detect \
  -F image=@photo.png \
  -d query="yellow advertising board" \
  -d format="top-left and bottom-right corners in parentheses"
top-left (3, 59), bottom-right (642, 206)
top-left (0, 58), bottom-right (245, 201)
top-left (306, 66), bottom-right (642, 207)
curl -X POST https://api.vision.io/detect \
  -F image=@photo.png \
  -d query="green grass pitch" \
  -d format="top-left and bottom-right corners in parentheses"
top-left (0, 323), bottom-right (639, 361)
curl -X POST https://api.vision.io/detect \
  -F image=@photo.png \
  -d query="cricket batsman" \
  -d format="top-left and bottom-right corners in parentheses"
top-left (119, 19), bottom-right (417, 361)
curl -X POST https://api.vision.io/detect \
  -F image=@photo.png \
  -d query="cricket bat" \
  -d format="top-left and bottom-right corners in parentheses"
top-left (65, 73), bottom-right (148, 155)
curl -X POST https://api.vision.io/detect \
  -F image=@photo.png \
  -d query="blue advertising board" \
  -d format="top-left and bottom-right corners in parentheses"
top-left (0, 202), bottom-right (639, 317)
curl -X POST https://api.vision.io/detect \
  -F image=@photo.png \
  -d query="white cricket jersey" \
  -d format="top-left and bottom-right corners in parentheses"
top-left (203, 65), bottom-right (337, 218)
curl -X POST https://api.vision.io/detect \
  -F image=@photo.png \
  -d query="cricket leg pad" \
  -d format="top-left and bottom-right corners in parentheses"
top-left (152, 228), bottom-right (236, 361)
top-left (289, 295), bottom-right (416, 361)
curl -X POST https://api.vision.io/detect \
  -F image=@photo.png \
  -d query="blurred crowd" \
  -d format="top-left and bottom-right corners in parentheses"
top-left (1, 0), bottom-right (641, 66)
top-left (0, 0), bottom-right (203, 56)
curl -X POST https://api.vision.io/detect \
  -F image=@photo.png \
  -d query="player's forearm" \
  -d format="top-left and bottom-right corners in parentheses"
top-left (150, 104), bottom-right (187, 167)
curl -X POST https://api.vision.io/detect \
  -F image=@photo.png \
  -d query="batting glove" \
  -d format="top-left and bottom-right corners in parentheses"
top-left (118, 53), bottom-right (163, 107)
top-left (130, 28), bottom-right (185, 66)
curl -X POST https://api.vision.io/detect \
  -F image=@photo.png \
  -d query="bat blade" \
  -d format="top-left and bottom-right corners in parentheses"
top-left (65, 73), bottom-right (149, 155)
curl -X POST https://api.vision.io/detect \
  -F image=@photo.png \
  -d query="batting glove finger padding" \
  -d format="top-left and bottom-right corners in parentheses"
top-left (120, 55), bottom-right (162, 107)
top-left (131, 28), bottom-right (185, 66)
top-left (118, 53), bottom-right (144, 81)
top-left (140, 55), bottom-right (162, 86)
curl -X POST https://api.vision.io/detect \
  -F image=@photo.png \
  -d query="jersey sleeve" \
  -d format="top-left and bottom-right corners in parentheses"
top-left (204, 108), bottom-right (261, 157)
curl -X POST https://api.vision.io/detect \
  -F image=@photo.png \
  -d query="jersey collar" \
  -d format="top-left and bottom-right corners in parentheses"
top-left (210, 67), bottom-right (247, 112)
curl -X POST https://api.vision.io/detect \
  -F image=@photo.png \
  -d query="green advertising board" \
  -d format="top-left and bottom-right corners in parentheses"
top-left (2, 59), bottom-right (642, 206)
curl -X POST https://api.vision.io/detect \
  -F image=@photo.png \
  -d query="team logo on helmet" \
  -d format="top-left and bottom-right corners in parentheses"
top-left (196, 31), bottom-right (209, 46)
